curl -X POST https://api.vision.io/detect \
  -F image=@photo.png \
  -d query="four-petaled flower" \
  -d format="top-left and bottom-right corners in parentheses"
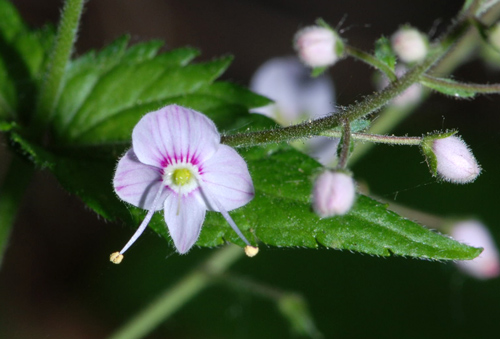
top-left (110, 105), bottom-right (256, 263)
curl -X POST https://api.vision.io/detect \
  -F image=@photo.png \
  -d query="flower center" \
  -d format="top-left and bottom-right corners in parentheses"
top-left (172, 168), bottom-right (192, 186)
top-left (162, 163), bottom-right (200, 196)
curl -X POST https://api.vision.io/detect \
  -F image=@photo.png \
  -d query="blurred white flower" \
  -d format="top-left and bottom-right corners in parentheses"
top-left (391, 27), bottom-right (428, 63)
top-left (294, 26), bottom-right (340, 68)
top-left (450, 220), bottom-right (500, 279)
top-left (312, 171), bottom-right (356, 218)
top-left (250, 56), bottom-right (339, 166)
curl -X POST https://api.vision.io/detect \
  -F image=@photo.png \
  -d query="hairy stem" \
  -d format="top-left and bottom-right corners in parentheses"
top-left (222, 6), bottom-right (477, 149)
top-left (108, 245), bottom-right (244, 339)
top-left (321, 130), bottom-right (422, 146)
top-left (222, 52), bottom-right (436, 148)
top-left (0, 155), bottom-right (34, 267)
top-left (345, 44), bottom-right (397, 81)
top-left (350, 2), bottom-right (500, 165)
top-left (338, 119), bottom-right (351, 169)
top-left (32, 0), bottom-right (85, 137)
top-left (421, 75), bottom-right (500, 94)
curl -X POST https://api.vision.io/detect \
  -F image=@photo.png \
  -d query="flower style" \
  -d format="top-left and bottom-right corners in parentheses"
top-left (110, 105), bottom-right (256, 262)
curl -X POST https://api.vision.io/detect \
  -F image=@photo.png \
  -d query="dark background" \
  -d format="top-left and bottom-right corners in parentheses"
top-left (1, 1), bottom-right (500, 338)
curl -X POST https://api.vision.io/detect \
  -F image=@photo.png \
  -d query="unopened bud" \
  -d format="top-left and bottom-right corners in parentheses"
top-left (450, 220), bottom-right (500, 279)
top-left (294, 25), bottom-right (343, 68)
top-left (423, 134), bottom-right (481, 184)
top-left (244, 245), bottom-right (259, 257)
top-left (391, 27), bottom-right (428, 63)
top-left (312, 171), bottom-right (355, 218)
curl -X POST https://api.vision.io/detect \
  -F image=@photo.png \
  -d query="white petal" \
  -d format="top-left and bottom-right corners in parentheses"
top-left (199, 145), bottom-right (254, 211)
top-left (163, 192), bottom-right (206, 254)
top-left (132, 104), bottom-right (220, 168)
top-left (113, 149), bottom-right (170, 210)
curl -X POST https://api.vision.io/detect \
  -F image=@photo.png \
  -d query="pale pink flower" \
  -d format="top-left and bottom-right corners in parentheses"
top-left (450, 220), bottom-right (500, 279)
top-left (111, 105), bottom-right (255, 259)
top-left (391, 27), bottom-right (428, 63)
top-left (312, 171), bottom-right (356, 218)
top-left (433, 136), bottom-right (481, 183)
top-left (294, 26), bottom-right (340, 68)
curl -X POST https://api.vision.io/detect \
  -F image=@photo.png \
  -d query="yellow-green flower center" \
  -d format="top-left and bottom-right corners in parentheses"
top-left (172, 168), bottom-right (192, 186)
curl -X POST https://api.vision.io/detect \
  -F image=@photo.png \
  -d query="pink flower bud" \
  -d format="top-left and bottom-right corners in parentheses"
top-left (450, 220), bottom-right (500, 279)
top-left (432, 136), bottom-right (481, 183)
top-left (294, 26), bottom-right (341, 68)
top-left (313, 171), bottom-right (355, 218)
top-left (391, 27), bottom-right (428, 63)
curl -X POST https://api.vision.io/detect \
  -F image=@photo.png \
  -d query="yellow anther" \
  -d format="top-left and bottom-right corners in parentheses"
top-left (244, 245), bottom-right (259, 257)
top-left (172, 168), bottom-right (192, 186)
top-left (110, 252), bottom-right (124, 264)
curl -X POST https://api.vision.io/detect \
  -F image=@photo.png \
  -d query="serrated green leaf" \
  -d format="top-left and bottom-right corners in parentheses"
top-left (420, 76), bottom-right (477, 98)
top-left (375, 36), bottom-right (396, 71)
top-left (53, 42), bottom-right (200, 136)
top-left (0, 1), bottom-right (54, 120)
top-left (0, 0), bottom-right (25, 41)
top-left (55, 51), bottom-right (231, 143)
top-left (196, 81), bottom-right (272, 109)
top-left (195, 145), bottom-right (480, 260)
top-left (13, 125), bottom-right (479, 260)
top-left (51, 40), bottom-right (271, 147)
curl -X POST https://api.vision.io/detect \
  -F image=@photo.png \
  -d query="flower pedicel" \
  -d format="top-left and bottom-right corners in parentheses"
top-left (110, 105), bottom-right (257, 263)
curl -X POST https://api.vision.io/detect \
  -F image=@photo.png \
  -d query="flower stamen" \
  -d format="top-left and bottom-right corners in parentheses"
top-left (110, 183), bottom-right (165, 264)
top-left (197, 179), bottom-right (257, 255)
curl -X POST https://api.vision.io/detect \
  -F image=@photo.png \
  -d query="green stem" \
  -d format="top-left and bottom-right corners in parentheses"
top-left (349, 2), bottom-right (500, 165)
top-left (421, 74), bottom-right (500, 94)
top-left (222, 6), bottom-right (478, 149)
top-left (108, 245), bottom-right (244, 339)
top-left (338, 119), bottom-right (351, 169)
top-left (32, 0), bottom-right (85, 137)
top-left (320, 130), bottom-right (422, 146)
top-left (345, 44), bottom-right (397, 81)
top-left (0, 154), bottom-right (34, 267)
top-left (222, 52), bottom-right (436, 148)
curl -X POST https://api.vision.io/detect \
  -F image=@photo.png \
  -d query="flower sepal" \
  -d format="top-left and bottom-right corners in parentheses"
top-left (421, 130), bottom-right (459, 177)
